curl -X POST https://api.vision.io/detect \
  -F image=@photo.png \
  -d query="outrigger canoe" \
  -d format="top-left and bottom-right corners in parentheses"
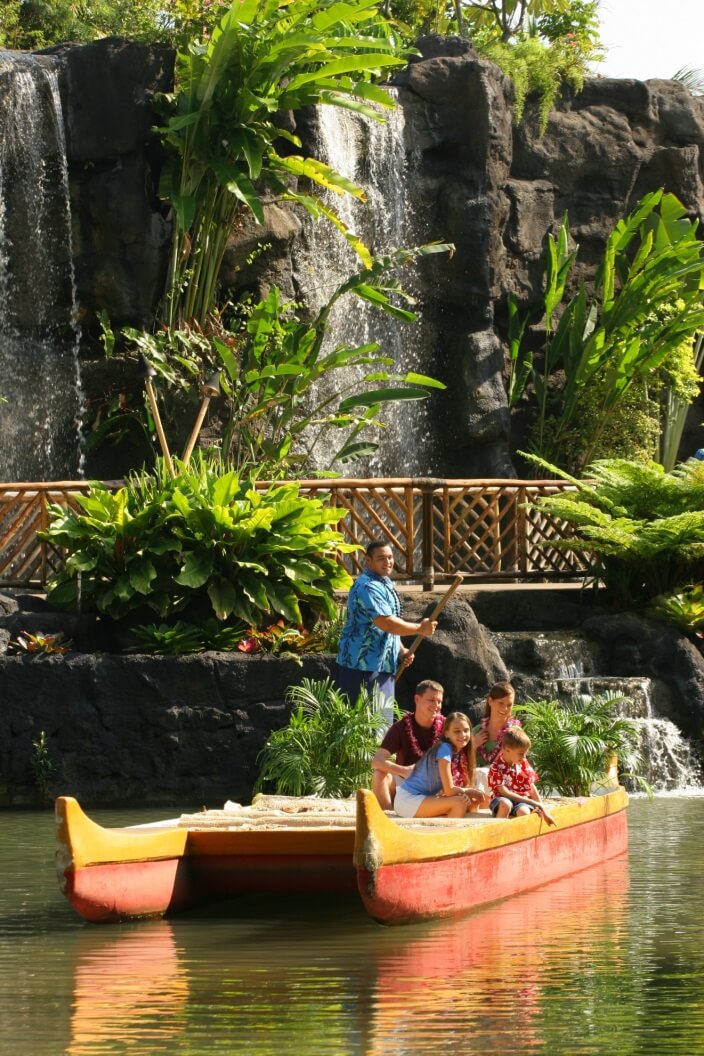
top-left (55, 787), bottom-right (628, 924)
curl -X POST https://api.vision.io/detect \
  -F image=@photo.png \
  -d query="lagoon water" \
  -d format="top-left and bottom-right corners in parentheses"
top-left (2, 798), bottom-right (704, 1056)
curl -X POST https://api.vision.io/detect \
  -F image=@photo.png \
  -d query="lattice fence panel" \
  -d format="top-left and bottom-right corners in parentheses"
top-left (0, 479), bottom-right (587, 586)
top-left (0, 485), bottom-right (91, 586)
top-left (433, 486), bottom-right (521, 575)
top-left (523, 504), bottom-right (589, 575)
top-left (309, 484), bottom-right (418, 577)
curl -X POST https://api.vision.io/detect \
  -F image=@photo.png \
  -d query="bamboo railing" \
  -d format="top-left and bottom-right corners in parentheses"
top-left (0, 477), bottom-right (587, 589)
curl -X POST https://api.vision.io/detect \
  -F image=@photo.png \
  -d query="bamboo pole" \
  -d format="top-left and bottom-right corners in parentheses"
top-left (182, 372), bottom-right (221, 465)
top-left (144, 377), bottom-right (175, 479)
top-left (395, 573), bottom-right (463, 681)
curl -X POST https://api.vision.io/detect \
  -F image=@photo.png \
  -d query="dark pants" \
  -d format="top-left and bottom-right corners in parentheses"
top-left (335, 664), bottom-right (395, 707)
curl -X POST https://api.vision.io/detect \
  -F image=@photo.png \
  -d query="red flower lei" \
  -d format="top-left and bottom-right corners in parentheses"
top-left (403, 711), bottom-right (443, 762)
top-left (476, 716), bottom-right (522, 766)
top-left (450, 750), bottom-right (469, 787)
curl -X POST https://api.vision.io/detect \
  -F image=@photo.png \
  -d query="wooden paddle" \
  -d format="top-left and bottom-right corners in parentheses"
top-left (394, 573), bottom-right (463, 681)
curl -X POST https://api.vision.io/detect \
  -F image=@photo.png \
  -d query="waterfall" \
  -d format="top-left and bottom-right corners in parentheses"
top-left (491, 630), bottom-right (704, 793)
top-left (0, 52), bottom-right (83, 482)
top-left (552, 678), bottom-right (703, 792)
top-left (292, 93), bottom-right (437, 475)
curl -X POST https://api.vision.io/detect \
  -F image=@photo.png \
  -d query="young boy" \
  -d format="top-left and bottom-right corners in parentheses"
top-left (487, 727), bottom-right (556, 826)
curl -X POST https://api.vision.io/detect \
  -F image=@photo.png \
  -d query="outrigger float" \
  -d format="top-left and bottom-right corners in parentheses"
top-left (56, 786), bottom-right (628, 925)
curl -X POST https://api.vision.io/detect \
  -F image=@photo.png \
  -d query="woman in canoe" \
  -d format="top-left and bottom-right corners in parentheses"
top-left (473, 681), bottom-right (522, 769)
top-left (393, 712), bottom-right (485, 819)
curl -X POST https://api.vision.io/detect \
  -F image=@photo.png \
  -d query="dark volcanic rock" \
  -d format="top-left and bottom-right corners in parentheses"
top-left (0, 652), bottom-right (335, 808)
top-left (49, 37), bottom-right (174, 328)
top-left (395, 595), bottom-right (508, 714)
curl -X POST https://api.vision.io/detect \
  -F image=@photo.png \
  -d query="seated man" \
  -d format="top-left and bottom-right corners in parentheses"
top-left (371, 679), bottom-right (444, 810)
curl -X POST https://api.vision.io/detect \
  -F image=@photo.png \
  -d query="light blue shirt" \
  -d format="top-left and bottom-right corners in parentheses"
top-left (337, 570), bottom-right (401, 674)
top-left (402, 742), bottom-right (453, 797)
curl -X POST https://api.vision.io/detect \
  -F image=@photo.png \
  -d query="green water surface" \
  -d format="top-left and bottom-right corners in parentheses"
top-left (1, 798), bottom-right (703, 1056)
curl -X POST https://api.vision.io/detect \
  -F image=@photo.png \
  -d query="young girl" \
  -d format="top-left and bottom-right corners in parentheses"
top-left (393, 712), bottom-right (485, 819)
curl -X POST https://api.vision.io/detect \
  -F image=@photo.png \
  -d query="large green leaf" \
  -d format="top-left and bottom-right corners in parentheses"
top-left (208, 578), bottom-right (238, 620)
top-left (338, 387), bottom-right (431, 411)
top-left (175, 551), bottom-right (214, 588)
top-left (128, 556), bottom-right (158, 595)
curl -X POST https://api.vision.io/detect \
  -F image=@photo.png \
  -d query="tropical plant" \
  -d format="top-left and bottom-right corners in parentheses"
top-left (158, 0), bottom-right (407, 326)
top-left (672, 65), bottom-right (704, 97)
top-left (254, 677), bottom-right (386, 797)
top-left (213, 246), bottom-right (449, 473)
top-left (447, 0), bottom-right (573, 41)
top-left (477, 2), bottom-right (602, 130)
top-left (130, 617), bottom-right (248, 654)
top-left (648, 583), bottom-right (704, 636)
top-left (31, 730), bottom-right (56, 801)
top-left (8, 631), bottom-right (72, 655)
top-left (479, 34), bottom-right (581, 130)
top-left (528, 454), bottom-right (704, 606)
top-left (0, 0), bottom-right (174, 49)
top-left (105, 245), bottom-right (449, 476)
top-left (515, 694), bottom-right (645, 797)
top-left (41, 456), bottom-right (355, 624)
top-left (508, 192), bottom-right (704, 473)
top-left (660, 332), bottom-right (704, 471)
top-left (237, 608), bottom-right (344, 655)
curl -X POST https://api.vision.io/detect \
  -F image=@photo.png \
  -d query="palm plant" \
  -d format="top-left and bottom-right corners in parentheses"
top-left (672, 65), bottom-right (704, 97)
top-left (254, 677), bottom-right (386, 797)
top-left (158, 0), bottom-right (407, 326)
top-left (515, 694), bottom-right (644, 797)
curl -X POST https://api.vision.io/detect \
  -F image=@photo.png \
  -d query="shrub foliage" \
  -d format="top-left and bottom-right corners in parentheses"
top-left (530, 455), bottom-right (704, 606)
top-left (42, 458), bottom-right (354, 625)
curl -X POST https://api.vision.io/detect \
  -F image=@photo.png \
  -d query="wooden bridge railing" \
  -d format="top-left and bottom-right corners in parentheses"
top-left (0, 478), bottom-right (587, 589)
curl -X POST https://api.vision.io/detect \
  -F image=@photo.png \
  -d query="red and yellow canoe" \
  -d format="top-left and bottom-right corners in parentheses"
top-left (56, 787), bottom-right (628, 924)
top-left (354, 786), bottom-right (628, 924)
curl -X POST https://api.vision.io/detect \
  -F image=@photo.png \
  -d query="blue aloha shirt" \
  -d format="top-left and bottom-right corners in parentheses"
top-left (337, 570), bottom-right (402, 674)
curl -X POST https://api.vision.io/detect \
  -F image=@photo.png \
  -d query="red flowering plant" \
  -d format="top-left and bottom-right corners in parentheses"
top-left (8, 631), bottom-right (72, 656)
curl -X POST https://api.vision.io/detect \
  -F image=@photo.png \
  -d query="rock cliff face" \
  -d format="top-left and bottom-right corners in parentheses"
top-left (46, 36), bottom-right (704, 476)
top-left (49, 37), bottom-right (174, 329)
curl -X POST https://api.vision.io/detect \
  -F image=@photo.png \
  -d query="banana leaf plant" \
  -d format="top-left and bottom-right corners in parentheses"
top-left (213, 244), bottom-right (450, 473)
top-left (158, 0), bottom-right (407, 326)
top-left (113, 243), bottom-right (450, 476)
top-left (508, 191), bottom-right (704, 472)
top-left (41, 457), bottom-right (355, 624)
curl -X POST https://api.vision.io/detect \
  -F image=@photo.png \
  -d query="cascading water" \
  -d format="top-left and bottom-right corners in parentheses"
top-left (293, 93), bottom-right (437, 475)
top-left (492, 629), bottom-right (704, 793)
top-left (0, 52), bottom-right (83, 481)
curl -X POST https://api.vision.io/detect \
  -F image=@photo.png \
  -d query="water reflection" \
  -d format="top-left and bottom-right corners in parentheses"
top-left (68, 924), bottom-right (188, 1054)
top-left (4, 801), bottom-right (704, 1056)
top-left (62, 857), bottom-right (629, 1056)
top-left (364, 855), bottom-right (629, 1056)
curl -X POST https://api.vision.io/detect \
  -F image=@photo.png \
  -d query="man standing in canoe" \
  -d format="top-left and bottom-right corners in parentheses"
top-left (336, 540), bottom-right (437, 711)
top-left (371, 679), bottom-right (445, 810)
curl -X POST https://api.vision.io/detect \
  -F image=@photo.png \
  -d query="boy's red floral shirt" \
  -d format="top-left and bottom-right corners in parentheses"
top-left (488, 756), bottom-right (538, 797)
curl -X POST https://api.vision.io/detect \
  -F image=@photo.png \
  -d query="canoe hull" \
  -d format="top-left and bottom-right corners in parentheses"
top-left (57, 790), bottom-right (628, 925)
top-left (63, 857), bottom-right (195, 923)
top-left (56, 797), bottom-right (357, 923)
top-left (358, 809), bottom-right (627, 924)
